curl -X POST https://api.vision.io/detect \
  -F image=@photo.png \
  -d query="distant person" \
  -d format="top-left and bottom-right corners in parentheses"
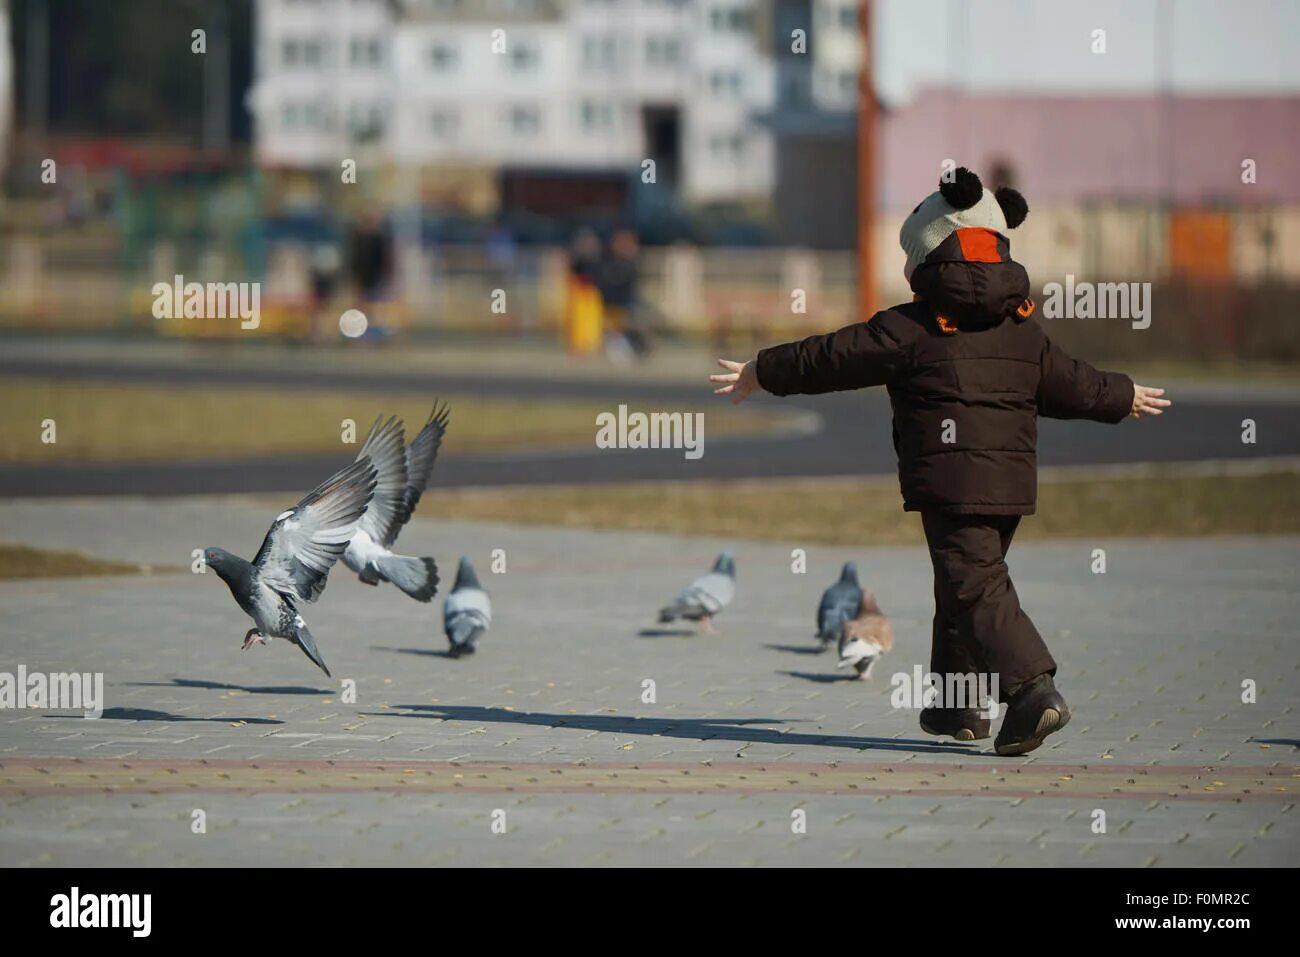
top-left (348, 210), bottom-right (392, 304)
top-left (569, 227), bottom-right (602, 285)
top-left (598, 228), bottom-right (653, 360)
top-left (710, 167), bottom-right (1171, 756)
top-left (565, 228), bottom-right (604, 355)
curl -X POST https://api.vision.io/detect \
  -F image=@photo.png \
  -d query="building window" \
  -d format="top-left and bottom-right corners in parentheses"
top-left (579, 100), bottom-right (615, 131)
top-left (430, 108), bottom-right (460, 140)
top-left (349, 36), bottom-right (383, 68)
top-left (709, 71), bottom-right (743, 97)
top-left (645, 36), bottom-right (682, 66)
top-left (708, 132), bottom-right (746, 160)
top-left (506, 105), bottom-right (541, 136)
top-left (509, 41), bottom-right (541, 73)
top-left (709, 7), bottom-right (751, 31)
top-left (582, 35), bottom-right (618, 70)
top-left (429, 42), bottom-right (459, 72)
top-left (347, 102), bottom-right (385, 139)
top-left (283, 101), bottom-right (328, 130)
top-left (282, 38), bottom-right (325, 68)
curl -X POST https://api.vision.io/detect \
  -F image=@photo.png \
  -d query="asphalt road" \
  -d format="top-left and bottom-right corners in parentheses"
top-left (3, 354), bottom-right (1299, 497)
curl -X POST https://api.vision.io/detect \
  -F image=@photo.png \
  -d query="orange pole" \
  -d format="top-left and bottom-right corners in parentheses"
top-left (857, 0), bottom-right (877, 320)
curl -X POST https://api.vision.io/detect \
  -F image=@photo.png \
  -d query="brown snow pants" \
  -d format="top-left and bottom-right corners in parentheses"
top-left (921, 511), bottom-right (1057, 699)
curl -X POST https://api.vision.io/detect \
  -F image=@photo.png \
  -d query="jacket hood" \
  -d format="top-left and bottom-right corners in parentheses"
top-left (908, 227), bottom-right (1032, 330)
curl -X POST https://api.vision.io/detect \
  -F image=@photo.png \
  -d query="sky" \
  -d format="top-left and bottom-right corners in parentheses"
top-left (876, 0), bottom-right (1300, 106)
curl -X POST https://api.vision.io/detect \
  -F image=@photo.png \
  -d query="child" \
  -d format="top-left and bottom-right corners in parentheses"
top-left (710, 167), bottom-right (1170, 756)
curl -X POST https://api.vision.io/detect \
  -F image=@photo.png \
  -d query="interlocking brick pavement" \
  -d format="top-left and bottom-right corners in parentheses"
top-left (0, 498), bottom-right (1295, 865)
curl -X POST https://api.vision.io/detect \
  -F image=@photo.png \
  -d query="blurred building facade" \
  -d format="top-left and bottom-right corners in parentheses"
top-left (249, 0), bottom-right (863, 209)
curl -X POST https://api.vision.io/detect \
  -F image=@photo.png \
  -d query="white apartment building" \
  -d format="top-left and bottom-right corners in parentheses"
top-left (250, 0), bottom-right (860, 205)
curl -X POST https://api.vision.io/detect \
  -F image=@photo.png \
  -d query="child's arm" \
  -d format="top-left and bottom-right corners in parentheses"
top-left (1038, 334), bottom-right (1170, 422)
top-left (710, 319), bottom-right (911, 404)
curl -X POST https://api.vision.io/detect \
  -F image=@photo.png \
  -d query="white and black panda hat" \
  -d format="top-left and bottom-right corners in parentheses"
top-left (899, 167), bottom-right (1029, 281)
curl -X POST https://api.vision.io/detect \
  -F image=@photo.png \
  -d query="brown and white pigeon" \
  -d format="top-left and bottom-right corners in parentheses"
top-left (837, 591), bottom-right (893, 680)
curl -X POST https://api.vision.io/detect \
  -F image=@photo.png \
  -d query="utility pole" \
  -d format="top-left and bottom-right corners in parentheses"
top-left (856, 0), bottom-right (876, 319)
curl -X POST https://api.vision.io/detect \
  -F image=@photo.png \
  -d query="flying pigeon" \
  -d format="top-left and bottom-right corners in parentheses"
top-left (658, 552), bottom-right (735, 634)
top-left (203, 457), bottom-right (378, 677)
top-left (342, 403), bottom-right (450, 601)
top-left (837, 591), bottom-right (894, 680)
top-left (816, 560), bottom-right (863, 651)
top-left (444, 556), bottom-right (491, 657)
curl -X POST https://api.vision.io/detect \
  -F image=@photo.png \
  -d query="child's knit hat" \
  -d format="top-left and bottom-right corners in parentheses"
top-left (898, 167), bottom-right (1029, 281)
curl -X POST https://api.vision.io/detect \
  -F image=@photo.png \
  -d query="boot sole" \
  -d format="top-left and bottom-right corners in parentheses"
top-left (994, 706), bottom-right (1071, 756)
top-left (919, 717), bottom-right (991, 742)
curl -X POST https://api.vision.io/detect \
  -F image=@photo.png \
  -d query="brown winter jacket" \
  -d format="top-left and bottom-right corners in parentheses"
top-left (755, 230), bottom-right (1134, 515)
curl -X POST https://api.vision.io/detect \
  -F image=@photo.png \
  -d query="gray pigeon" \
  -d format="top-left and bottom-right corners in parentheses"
top-left (204, 457), bottom-right (378, 677)
top-left (342, 404), bottom-right (450, 601)
top-left (444, 556), bottom-right (491, 657)
top-left (816, 561), bottom-right (863, 650)
top-left (658, 552), bottom-right (735, 633)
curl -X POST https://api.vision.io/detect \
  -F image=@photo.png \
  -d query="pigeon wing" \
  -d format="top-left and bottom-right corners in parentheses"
top-left (389, 402), bottom-right (450, 543)
top-left (354, 415), bottom-right (409, 546)
top-left (684, 571), bottom-right (734, 614)
top-left (253, 457), bottom-right (378, 603)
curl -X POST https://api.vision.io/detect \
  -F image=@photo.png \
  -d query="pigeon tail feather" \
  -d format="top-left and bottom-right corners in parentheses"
top-left (374, 554), bottom-right (440, 602)
top-left (292, 622), bottom-right (331, 677)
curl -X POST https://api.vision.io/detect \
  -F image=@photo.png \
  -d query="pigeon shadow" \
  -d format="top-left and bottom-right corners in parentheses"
top-left (365, 703), bottom-right (978, 755)
top-left (125, 678), bottom-right (329, 696)
top-left (637, 627), bottom-right (697, 638)
top-left (765, 643), bottom-right (827, 656)
top-left (371, 645), bottom-right (455, 659)
top-left (1251, 738), bottom-right (1299, 748)
top-left (780, 670), bottom-right (860, 684)
top-left (58, 707), bottom-right (282, 725)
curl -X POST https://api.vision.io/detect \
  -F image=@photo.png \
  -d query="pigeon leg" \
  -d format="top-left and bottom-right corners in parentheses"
top-left (701, 615), bottom-right (720, 635)
top-left (242, 628), bottom-right (266, 650)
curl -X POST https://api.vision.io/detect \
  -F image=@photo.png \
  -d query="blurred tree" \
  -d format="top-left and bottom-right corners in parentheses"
top-left (10, 0), bottom-right (251, 143)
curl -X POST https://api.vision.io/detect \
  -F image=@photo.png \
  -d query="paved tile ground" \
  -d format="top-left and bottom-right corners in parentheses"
top-left (0, 497), bottom-right (1295, 866)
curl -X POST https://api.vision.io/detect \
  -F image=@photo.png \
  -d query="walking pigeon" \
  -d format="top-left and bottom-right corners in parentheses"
top-left (203, 457), bottom-right (378, 677)
top-left (658, 552), bottom-right (735, 634)
top-left (444, 556), bottom-right (491, 657)
top-left (837, 591), bottom-right (894, 680)
top-left (816, 560), bottom-right (862, 651)
top-left (342, 403), bottom-right (450, 601)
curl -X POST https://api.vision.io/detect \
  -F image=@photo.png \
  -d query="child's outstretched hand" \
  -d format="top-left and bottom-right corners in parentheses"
top-left (1131, 384), bottom-right (1172, 419)
top-left (711, 359), bottom-right (763, 405)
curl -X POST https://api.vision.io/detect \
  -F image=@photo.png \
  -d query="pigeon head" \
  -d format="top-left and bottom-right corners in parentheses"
top-left (203, 547), bottom-right (238, 577)
top-left (712, 552), bottom-right (735, 578)
top-left (453, 556), bottom-right (482, 591)
top-left (840, 561), bottom-right (859, 584)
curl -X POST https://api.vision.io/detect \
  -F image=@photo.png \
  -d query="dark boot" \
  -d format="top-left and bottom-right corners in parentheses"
top-left (919, 707), bottom-right (991, 742)
top-left (994, 674), bottom-right (1071, 756)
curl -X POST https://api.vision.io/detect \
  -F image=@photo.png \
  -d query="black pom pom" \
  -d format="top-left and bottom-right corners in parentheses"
top-left (938, 167), bottom-right (983, 210)
top-left (995, 187), bottom-right (1028, 228)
